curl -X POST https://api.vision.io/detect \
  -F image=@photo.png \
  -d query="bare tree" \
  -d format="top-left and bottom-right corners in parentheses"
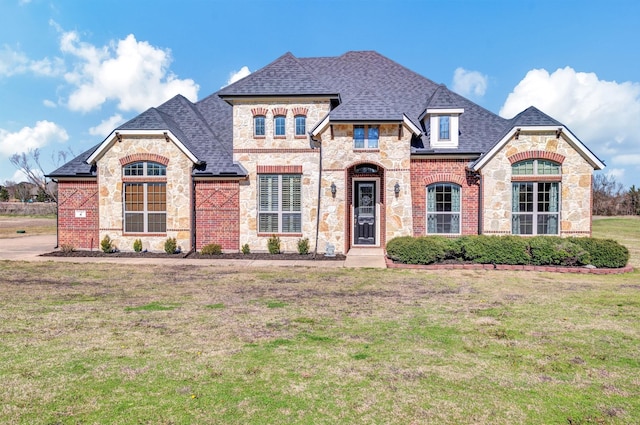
top-left (9, 148), bottom-right (74, 203)
top-left (592, 173), bottom-right (626, 216)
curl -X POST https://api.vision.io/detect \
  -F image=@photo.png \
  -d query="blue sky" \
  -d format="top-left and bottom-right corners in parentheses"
top-left (1, 0), bottom-right (639, 189)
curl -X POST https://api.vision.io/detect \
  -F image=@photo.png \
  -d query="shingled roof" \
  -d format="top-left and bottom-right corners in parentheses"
top-left (51, 51), bottom-right (598, 178)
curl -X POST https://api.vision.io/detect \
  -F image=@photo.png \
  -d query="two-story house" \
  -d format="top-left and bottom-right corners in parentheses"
top-left (49, 51), bottom-right (605, 254)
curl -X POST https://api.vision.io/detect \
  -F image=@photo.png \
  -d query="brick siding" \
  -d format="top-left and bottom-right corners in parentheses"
top-left (57, 180), bottom-right (99, 249)
top-left (194, 180), bottom-right (240, 250)
top-left (410, 158), bottom-right (480, 236)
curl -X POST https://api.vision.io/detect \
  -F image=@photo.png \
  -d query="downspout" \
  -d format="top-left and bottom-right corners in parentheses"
top-left (478, 173), bottom-right (483, 234)
top-left (313, 136), bottom-right (323, 258)
top-left (54, 179), bottom-right (59, 249)
top-left (191, 178), bottom-right (197, 254)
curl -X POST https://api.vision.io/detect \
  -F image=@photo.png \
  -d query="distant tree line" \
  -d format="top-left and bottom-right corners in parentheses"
top-left (592, 174), bottom-right (640, 216)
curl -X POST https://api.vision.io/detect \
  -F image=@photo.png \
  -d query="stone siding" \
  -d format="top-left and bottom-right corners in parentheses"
top-left (410, 158), bottom-right (480, 236)
top-left (97, 135), bottom-right (193, 252)
top-left (481, 131), bottom-right (594, 236)
top-left (57, 180), bottom-right (99, 249)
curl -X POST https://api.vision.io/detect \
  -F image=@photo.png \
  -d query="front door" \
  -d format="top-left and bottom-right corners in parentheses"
top-left (354, 181), bottom-right (376, 245)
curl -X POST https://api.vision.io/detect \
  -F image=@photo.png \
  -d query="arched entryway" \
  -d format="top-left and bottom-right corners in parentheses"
top-left (345, 162), bottom-right (386, 251)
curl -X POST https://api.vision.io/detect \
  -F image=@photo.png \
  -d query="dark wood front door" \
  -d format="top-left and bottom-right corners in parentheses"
top-left (354, 181), bottom-right (376, 245)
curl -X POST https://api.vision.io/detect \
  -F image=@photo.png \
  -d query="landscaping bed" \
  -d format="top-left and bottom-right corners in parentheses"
top-left (41, 250), bottom-right (346, 261)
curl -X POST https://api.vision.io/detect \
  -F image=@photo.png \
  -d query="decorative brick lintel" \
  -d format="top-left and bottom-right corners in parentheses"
top-left (385, 257), bottom-right (634, 274)
top-left (511, 175), bottom-right (561, 182)
top-left (251, 107), bottom-right (268, 117)
top-left (257, 165), bottom-right (303, 174)
top-left (119, 153), bottom-right (169, 166)
top-left (508, 150), bottom-right (565, 164)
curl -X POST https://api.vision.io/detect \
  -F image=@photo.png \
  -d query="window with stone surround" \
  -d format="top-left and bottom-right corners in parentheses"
top-left (254, 115), bottom-right (265, 137)
top-left (511, 160), bottom-right (560, 235)
top-left (274, 115), bottom-right (286, 137)
top-left (258, 174), bottom-right (301, 234)
top-left (427, 183), bottom-right (461, 234)
top-left (353, 125), bottom-right (379, 149)
top-left (123, 161), bottom-right (166, 234)
top-left (295, 115), bottom-right (306, 137)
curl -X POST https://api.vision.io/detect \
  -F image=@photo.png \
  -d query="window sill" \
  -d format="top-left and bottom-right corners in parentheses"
top-left (511, 175), bottom-right (562, 182)
top-left (254, 136), bottom-right (266, 139)
top-left (353, 149), bottom-right (380, 153)
top-left (294, 135), bottom-right (307, 139)
top-left (258, 233), bottom-right (303, 237)
top-left (274, 136), bottom-right (286, 139)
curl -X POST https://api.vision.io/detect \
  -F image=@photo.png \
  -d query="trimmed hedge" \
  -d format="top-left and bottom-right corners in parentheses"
top-left (386, 235), bottom-right (628, 268)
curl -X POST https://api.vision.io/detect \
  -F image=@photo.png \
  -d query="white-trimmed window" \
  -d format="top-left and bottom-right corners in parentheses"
top-left (511, 160), bottom-right (561, 235)
top-left (427, 108), bottom-right (463, 148)
top-left (258, 174), bottom-right (301, 233)
top-left (295, 115), bottom-right (306, 136)
top-left (427, 183), bottom-right (461, 234)
top-left (439, 116), bottom-right (450, 140)
top-left (254, 115), bottom-right (265, 137)
top-left (123, 161), bottom-right (166, 233)
top-left (274, 115), bottom-right (286, 137)
top-left (353, 125), bottom-right (379, 149)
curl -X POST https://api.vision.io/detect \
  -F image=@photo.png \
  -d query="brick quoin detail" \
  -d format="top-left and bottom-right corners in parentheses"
top-left (57, 180), bottom-right (99, 249)
top-left (194, 181), bottom-right (240, 250)
top-left (272, 107), bottom-right (287, 117)
top-left (411, 159), bottom-right (479, 236)
top-left (292, 107), bottom-right (308, 116)
top-left (508, 150), bottom-right (565, 164)
top-left (251, 107), bottom-right (268, 117)
top-left (119, 153), bottom-right (170, 166)
top-left (256, 165), bottom-right (303, 174)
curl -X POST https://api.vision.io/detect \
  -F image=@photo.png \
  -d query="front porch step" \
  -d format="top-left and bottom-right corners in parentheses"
top-left (344, 247), bottom-right (387, 268)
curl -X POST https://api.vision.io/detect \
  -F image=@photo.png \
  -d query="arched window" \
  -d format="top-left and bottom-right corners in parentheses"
top-left (123, 161), bottom-right (166, 234)
top-left (511, 160), bottom-right (560, 235)
top-left (427, 183), bottom-right (461, 234)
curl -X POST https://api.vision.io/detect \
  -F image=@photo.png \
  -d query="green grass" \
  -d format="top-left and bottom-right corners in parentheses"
top-left (1, 261), bottom-right (638, 424)
top-left (593, 216), bottom-right (640, 267)
top-left (0, 217), bottom-right (638, 424)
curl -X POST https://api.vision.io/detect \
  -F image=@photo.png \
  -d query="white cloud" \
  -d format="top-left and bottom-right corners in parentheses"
top-left (605, 168), bottom-right (625, 181)
top-left (89, 114), bottom-right (125, 137)
top-left (223, 66), bottom-right (251, 87)
top-left (43, 99), bottom-right (57, 108)
top-left (59, 30), bottom-right (199, 113)
top-left (0, 121), bottom-right (69, 157)
top-left (500, 67), bottom-right (640, 187)
top-left (0, 45), bottom-right (64, 77)
top-left (452, 67), bottom-right (488, 97)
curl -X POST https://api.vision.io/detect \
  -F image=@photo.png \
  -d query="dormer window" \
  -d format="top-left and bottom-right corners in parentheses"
top-left (427, 108), bottom-right (463, 148)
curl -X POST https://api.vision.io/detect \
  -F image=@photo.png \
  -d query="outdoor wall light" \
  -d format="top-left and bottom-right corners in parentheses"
top-left (394, 182), bottom-right (401, 196)
top-left (330, 182), bottom-right (337, 197)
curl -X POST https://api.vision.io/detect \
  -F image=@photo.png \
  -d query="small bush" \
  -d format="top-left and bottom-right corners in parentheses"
top-left (386, 236), bottom-right (456, 265)
top-left (528, 236), bottom-right (590, 266)
top-left (100, 235), bottom-right (113, 253)
top-left (133, 238), bottom-right (143, 253)
top-left (460, 235), bottom-right (530, 265)
top-left (164, 237), bottom-right (178, 254)
top-left (60, 244), bottom-right (75, 253)
top-left (297, 238), bottom-right (310, 255)
top-left (569, 237), bottom-right (629, 268)
top-left (201, 243), bottom-right (222, 255)
top-left (267, 235), bottom-right (281, 254)
top-left (241, 243), bottom-right (250, 255)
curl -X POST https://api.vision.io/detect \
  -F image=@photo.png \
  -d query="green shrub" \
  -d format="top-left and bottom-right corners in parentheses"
top-left (297, 238), bottom-right (310, 255)
top-left (201, 243), bottom-right (222, 255)
top-left (386, 236), bottom-right (456, 265)
top-left (569, 237), bottom-right (629, 268)
top-left (100, 235), bottom-right (113, 253)
top-left (267, 235), bottom-right (281, 254)
top-left (164, 237), bottom-right (178, 254)
top-left (460, 235), bottom-right (530, 265)
top-left (241, 243), bottom-right (251, 255)
top-left (528, 236), bottom-right (590, 266)
top-left (133, 238), bottom-right (143, 253)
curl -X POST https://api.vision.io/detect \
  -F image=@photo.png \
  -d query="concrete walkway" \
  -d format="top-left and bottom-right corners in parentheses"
top-left (0, 234), bottom-right (387, 268)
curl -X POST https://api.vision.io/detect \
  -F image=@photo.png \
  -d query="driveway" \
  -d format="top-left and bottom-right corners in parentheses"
top-left (0, 234), bottom-right (57, 261)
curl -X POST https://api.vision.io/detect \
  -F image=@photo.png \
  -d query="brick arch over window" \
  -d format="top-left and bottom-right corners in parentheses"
top-left (272, 107), bottom-right (287, 117)
top-left (423, 173), bottom-right (466, 187)
top-left (508, 150), bottom-right (565, 165)
top-left (292, 107), bottom-right (308, 116)
top-left (251, 107), bottom-right (268, 117)
top-left (119, 153), bottom-right (170, 167)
